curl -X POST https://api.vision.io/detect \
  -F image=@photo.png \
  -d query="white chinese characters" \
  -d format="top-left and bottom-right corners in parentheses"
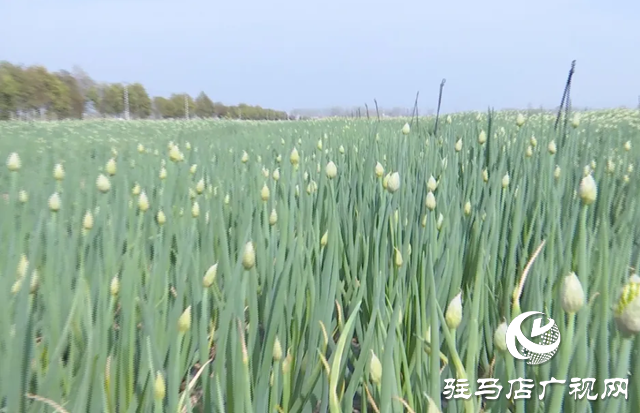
top-left (442, 378), bottom-right (628, 400)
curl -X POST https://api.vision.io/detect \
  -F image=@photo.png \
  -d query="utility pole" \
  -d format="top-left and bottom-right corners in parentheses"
top-left (123, 83), bottom-right (130, 120)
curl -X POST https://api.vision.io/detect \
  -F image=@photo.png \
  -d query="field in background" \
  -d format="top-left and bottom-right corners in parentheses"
top-left (1, 109), bottom-right (640, 412)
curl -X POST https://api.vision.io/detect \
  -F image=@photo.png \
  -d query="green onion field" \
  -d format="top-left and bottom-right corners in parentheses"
top-left (1, 109), bottom-right (639, 412)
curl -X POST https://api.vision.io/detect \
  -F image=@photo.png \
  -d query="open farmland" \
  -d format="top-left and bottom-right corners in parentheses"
top-left (1, 110), bottom-right (640, 412)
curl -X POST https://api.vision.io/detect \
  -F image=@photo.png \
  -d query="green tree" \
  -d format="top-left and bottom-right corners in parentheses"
top-left (100, 83), bottom-right (125, 116)
top-left (128, 83), bottom-right (151, 118)
top-left (46, 75), bottom-right (72, 119)
top-left (55, 70), bottom-right (84, 119)
top-left (194, 92), bottom-right (215, 118)
top-left (152, 96), bottom-right (176, 118)
top-left (168, 93), bottom-right (195, 118)
top-left (213, 102), bottom-right (228, 118)
top-left (0, 62), bottom-right (26, 119)
top-left (0, 60), bottom-right (289, 121)
top-left (23, 65), bottom-right (53, 117)
top-left (71, 66), bottom-right (95, 105)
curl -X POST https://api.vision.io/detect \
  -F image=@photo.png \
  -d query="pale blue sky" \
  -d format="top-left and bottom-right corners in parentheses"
top-left (1, 0), bottom-right (639, 113)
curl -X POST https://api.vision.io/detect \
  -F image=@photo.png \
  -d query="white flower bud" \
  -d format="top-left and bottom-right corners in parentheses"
top-left (614, 279), bottom-right (640, 336)
top-left (320, 231), bottom-right (328, 247)
top-left (325, 161), bottom-right (337, 179)
top-left (401, 123), bottom-right (410, 135)
top-left (445, 292), bottom-right (463, 329)
top-left (105, 158), bottom-right (117, 176)
top-left (17, 254), bottom-right (29, 278)
top-left (273, 336), bottom-right (283, 361)
top-left (560, 272), bottom-right (585, 314)
top-left (18, 190), bottom-right (28, 203)
top-left (290, 148), bottom-right (299, 165)
top-left (306, 180), bottom-right (317, 194)
top-left (369, 350), bottom-right (382, 385)
top-left (375, 162), bottom-right (384, 178)
top-left (157, 210), bottom-right (166, 225)
top-left (502, 173), bottom-right (510, 189)
top-left (554, 165), bottom-right (561, 180)
top-left (109, 275), bottom-right (120, 296)
top-left (579, 174), bottom-right (597, 205)
top-left (427, 175), bottom-right (438, 192)
top-left (394, 248), bottom-right (403, 267)
top-left (7, 152), bottom-right (21, 171)
top-left (478, 130), bottom-right (487, 145)
top-left (169, 144), bottom-right (181, 162)
top-left (154, 371), bottom-right (166, 401)
top-left (178, 306), bottom-right (192, 333)
top-left (196, 178), bottom-right (205, 194)
top-left (548, 140), bottom-right (557, 154)
top-left (261, 184), bottom-right (270, 201)
top-left (203, 263), bottom-right (217, 288)
top-left (455, 138), bottom-right (463, 152)
top-left (494, 322), bottom-right (508, 352)
top-left (516, 113), bottom-right (525, 127)
top-left (387, 172), bottom-right (400, 193)
top-left (269, 208), bottom-right (278, 225)
top-left (571, 112), bottom-right (580, 128)
top-left (53, 163), bottom-right (65, 181)
top-left (242, 241), bottom-right (256, 270)
top-left (425, 191), bottom-right (436, 211)
top-left (282, 352), bottom-right (292, 374)
top-left (96, 174), bottom-right (111, 193)
top-left (48, 193), bottom-right (61, 212)
top-left (83, 211), bottom-right (94, 230)
top-left (138, 191), bottom-right (149, 212)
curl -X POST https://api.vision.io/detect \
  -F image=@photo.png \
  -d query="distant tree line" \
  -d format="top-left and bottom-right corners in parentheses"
top-left (0, 61), bottom-right (289, 121)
